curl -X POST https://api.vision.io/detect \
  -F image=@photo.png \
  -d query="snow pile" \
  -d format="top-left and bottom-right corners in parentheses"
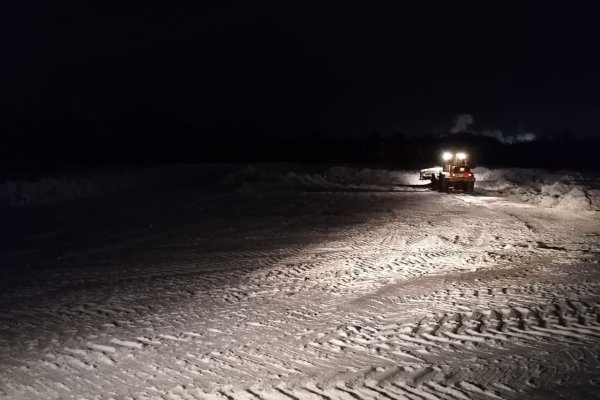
top-left (3, 164), bottom-right (597, 211)
top-left (326, 167), bottom-right (421, 186)
top-left (220, 164), bottom-right (290, 190)
top-left (0, 167), bottom-right (194, 207)
top-left (0, 165), bottom-right (242, 207)
top-left (284, 167), bottom-right (422, 188)
top-left (0, 174), bottom-right (126, 207)
top-left (473, 167), bottom-right (599, 211)
top-left (221, 165), bottom-right (424, 191)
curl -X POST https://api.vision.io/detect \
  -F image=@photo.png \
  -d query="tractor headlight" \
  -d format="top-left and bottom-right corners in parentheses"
top-left (442, 152), bottom-right (453, 161)
top-left (456, 152), bottom-right (467, 160)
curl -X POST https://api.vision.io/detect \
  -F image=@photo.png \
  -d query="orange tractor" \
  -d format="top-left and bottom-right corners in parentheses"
top-left (419, 152), bottom-right (475, 192)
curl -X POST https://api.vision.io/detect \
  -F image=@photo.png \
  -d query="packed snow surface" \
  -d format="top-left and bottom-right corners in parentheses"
top-left (1, 164), bottom-right (599, 399)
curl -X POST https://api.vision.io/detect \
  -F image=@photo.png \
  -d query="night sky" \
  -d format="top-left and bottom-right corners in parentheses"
top-left (2, 1), bottom-right (600, 162)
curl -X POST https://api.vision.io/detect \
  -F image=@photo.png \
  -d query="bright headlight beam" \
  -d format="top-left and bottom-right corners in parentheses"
top-left (442, 152), bottom-right (453, 161)
top-left (456, 152), bottom-right (467, 160)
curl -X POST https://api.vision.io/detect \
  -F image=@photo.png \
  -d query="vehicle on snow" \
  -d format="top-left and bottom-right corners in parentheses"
top-left (419, 152), bottom-right (475, 192)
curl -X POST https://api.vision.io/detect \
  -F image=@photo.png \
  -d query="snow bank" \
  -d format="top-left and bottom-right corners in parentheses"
top-left (0, 174), bottom-right (126, 207)
top-left (280, 166), bottom-right (599, 212)
top-left (0, 165), bottom-right (241, 207)
top-left (284, 167), bottom-right (421, 188)
top-left (220, 165), bottom-right (424, 192)
top-left (2, 164), bottom-right (598, 212)
top-left (473, 167), bottom-right (599, 211)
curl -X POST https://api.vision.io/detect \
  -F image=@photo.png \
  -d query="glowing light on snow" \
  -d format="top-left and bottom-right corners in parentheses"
top-left (456, 152), bottom-right (467, 160)
top-left (442, 152), bottom-right (453, 161)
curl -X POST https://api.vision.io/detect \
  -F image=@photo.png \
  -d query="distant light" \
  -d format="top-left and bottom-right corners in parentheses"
top-left (442, 152), bottom-right (453, 161)
top-left (456, 152), bottom-right (467, 160)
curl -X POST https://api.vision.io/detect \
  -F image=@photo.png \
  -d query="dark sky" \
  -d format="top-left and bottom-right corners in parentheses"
top-left (3, 1), bottom-right (600, 138)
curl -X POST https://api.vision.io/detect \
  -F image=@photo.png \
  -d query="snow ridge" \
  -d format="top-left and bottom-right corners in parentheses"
top-left (1, 164), bottom-right (598, 211)
top-left (473, 167), bottom-right (600, 211)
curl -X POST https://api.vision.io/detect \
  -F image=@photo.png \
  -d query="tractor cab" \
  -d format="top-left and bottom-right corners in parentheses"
top-left (436, 151), bottom-right (475, 192)
top-left (442, 152), bottom-right (469, 173)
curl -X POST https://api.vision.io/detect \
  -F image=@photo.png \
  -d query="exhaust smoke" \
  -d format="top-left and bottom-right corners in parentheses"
top-left (450, 114), bottom-right (536, 144)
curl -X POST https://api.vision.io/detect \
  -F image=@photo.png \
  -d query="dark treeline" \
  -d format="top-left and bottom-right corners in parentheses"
top-left (1, 111), bottom-right (599, 179)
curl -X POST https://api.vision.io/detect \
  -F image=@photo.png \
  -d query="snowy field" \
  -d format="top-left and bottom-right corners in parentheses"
top-left (1, 165), bottom-right (599, 399)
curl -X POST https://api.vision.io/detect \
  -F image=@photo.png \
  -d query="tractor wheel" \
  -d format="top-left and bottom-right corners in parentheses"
top-left (431, 175), bottom-right (439, 191)
top-left (467, 181), bottom-right (475, 192)
top-left (439, 178), bottom-right (449, 192)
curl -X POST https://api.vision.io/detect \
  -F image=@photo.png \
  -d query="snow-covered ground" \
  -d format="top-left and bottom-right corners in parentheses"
top-left (1, 165), bottom-right (599, 399)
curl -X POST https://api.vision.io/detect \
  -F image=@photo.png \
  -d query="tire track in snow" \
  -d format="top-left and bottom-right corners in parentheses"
top-left (8, 268), bottom-right (598, 399)
top-left (2, 191), bottom-right (599, 399)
